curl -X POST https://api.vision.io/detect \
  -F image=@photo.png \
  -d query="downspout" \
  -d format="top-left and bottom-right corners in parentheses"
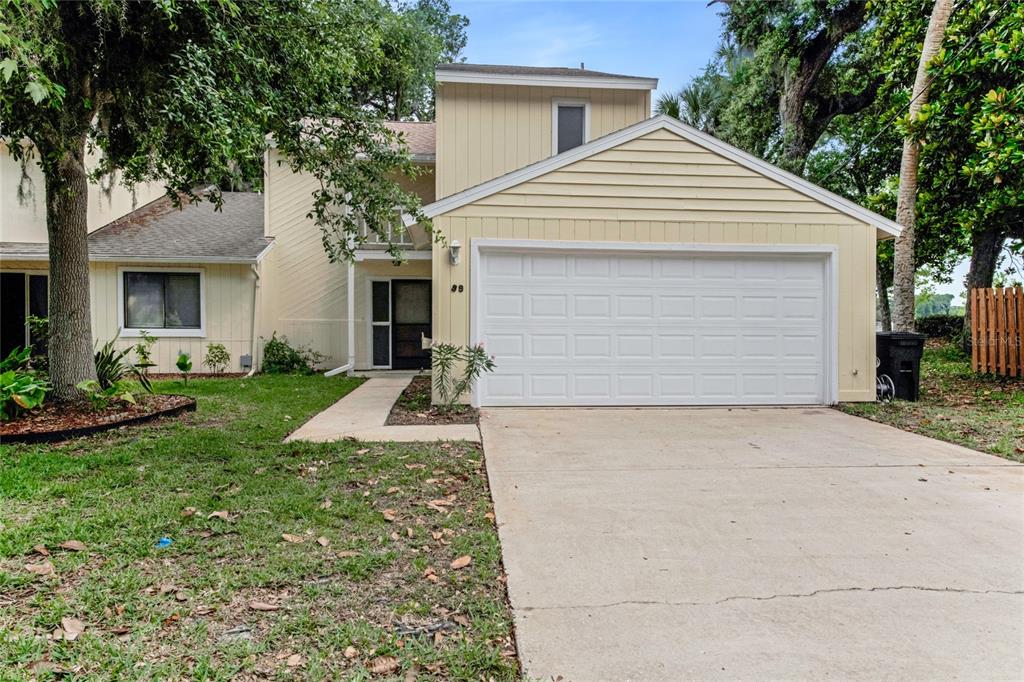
top-left (323, 259), bottom-right (357, 377)
top-left (246, 263), bottom-right (261, 377)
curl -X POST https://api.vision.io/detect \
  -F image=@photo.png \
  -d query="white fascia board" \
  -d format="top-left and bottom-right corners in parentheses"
top-left (422, 114), bottom-right (901, 238)
top-left (436, 69), bottom-right (657, 91)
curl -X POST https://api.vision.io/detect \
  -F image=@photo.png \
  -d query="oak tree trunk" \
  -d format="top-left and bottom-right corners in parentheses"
top-left (45, 136), bottom-right (97, 401)
top-left (961, 226), bottom-right (1003, 351)
top-left (891, 0), bottom-right (953, 332)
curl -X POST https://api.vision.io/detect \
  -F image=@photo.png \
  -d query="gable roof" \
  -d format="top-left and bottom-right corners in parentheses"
top-left (420, 114), bottom-right (901, 238)
top-left (436, 63), bottom-right (658, 90)
top-left (1, 192), bottom-right (275, 264)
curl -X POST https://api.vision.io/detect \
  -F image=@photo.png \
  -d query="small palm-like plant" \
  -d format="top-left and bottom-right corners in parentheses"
top-left (95, 339), bottom-right (152, 393)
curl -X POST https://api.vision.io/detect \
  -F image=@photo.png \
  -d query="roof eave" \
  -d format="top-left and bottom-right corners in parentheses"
top-left (435, 69), bottom-right (658, 91)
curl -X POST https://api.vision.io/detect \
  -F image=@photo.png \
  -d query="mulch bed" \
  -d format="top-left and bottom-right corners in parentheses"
top-left (144, 372), bottom-right (248, 380)
top-left (386, 375), bottom-right (478, 425)
top-left (1, 394), bottom-right (196, 443)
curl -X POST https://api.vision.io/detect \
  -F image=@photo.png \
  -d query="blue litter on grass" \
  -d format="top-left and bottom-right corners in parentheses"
top-left (155, 537), bottom-right (173, 548)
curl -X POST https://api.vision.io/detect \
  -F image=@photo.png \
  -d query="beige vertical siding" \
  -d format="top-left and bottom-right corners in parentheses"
top-left (435, 83), bottom-right (650, 198)
top-left (1, 141), bottom-right (164, 243)
top-left (431, 129), bottom-right (878, 402)
top-left (260, 149), bottom-right (435, 369)
top-left (85, 262), bottom-right (256, 373)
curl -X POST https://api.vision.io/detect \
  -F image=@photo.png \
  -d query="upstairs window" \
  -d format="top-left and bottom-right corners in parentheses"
top-left (553, 100), bottom-right (589, 154)
top-left (120, 269), bottom-right (204, 336)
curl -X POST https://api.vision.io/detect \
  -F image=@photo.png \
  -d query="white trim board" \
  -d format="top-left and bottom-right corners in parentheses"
top-left (422, 114), bottom-right (901, 239)
top-left (469, 238), bottom-right (840, 408)
top-left (436, 69), bottom-right (657, 91)
top-left (551, 98), bottom-right (591, 156)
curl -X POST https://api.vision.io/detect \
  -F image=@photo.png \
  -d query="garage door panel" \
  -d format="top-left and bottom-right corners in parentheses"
top-left (476, 249), bottom-right (828, 406)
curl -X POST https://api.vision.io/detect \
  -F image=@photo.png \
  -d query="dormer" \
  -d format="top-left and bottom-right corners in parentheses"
top-left (434, 64), bottom-right (657, 198)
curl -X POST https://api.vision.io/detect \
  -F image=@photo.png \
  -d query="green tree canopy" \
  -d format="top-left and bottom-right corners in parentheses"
top-left (0, 0), bottom-right (464, 398)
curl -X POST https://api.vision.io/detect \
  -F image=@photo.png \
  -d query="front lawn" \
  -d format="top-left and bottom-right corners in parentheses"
top-left (0, 375), bottom-right (517, 679)
top-left (840, 344), bottom-right (1024, 461)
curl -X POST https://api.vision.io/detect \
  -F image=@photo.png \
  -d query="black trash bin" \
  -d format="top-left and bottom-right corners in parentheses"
top-left (876, 332), bottom-right (926, 401)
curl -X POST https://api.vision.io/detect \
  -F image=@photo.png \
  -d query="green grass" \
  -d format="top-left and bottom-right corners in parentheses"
top-left (0, 375), bottom-right (517, 680)
top-left (840, 344), bottom-right (1024, 461)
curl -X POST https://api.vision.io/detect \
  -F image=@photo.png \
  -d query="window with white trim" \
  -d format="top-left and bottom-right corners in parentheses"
top-left (123, 271), bottom-right (202, 331)
top-left (553, 101), bottom-right (589, 154)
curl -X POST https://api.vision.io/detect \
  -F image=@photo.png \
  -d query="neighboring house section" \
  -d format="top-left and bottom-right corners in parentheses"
top-left (0, 140), bottom-right (164, 243)
top-left (1, 192), bottom-right (273, 370)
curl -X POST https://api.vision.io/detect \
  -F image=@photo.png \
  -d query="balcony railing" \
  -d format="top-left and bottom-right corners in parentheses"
top-left (356, 212), bottom-right (415, 249)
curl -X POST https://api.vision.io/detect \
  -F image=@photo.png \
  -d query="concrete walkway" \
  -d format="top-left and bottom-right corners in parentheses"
top-left (285, 376), bottom-right (480, 443)
top-left (481, 407), bottom-right (1024, 680)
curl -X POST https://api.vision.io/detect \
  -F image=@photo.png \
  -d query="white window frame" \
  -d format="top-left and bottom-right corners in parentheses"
top-left (1, 269), bottom-right (48, 348)
top-left (117, 266), bottom-right (206, 338)
top-left (365, 275), bottom-right (432, 370)
top-left (551, 98), bottom-right (591, 156)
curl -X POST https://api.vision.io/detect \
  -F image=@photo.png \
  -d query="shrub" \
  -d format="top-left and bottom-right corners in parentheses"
top-left (203, 343), bottom-right (231, 373)
top-left (917, 314), bottom-right (964, 340)
top-left (1, 347), bottom-right (49, 420)
top-left (431, 342), bottom-right (496, 411)
top-left (95, 339), bottom-right (152, 393)
top-left (133, 330), bottom-right (157, 368)
top-left (75, 379), bottom-right (137, 411)
top-left (262, 333), bottom-right (325, 374)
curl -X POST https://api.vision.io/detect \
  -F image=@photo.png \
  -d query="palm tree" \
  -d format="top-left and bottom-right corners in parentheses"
top-left (655, 78), bottom-right (724, 134)
top-left (891, 0), bottom-right (953, 331)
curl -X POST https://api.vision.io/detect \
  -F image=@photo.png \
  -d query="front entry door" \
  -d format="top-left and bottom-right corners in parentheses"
top-left (390, 280), bottom-right (431, 369)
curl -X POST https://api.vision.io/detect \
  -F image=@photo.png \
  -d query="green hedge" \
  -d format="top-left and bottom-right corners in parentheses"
top-left (916, 314), bottom-right (964, 339)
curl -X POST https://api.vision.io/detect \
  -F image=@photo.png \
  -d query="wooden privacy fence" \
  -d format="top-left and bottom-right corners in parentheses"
top-left (970, 287), bottom-right (1023, 377)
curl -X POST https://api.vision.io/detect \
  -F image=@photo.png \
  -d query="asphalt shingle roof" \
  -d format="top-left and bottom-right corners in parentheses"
top-left (383, 121), bottom-right (436, 158)
top-left (1, 191), bottom-right (273, 263)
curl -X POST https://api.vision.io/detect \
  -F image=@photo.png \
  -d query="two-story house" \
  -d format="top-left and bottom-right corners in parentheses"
top-left (1, 63), bottom-right (900, 405)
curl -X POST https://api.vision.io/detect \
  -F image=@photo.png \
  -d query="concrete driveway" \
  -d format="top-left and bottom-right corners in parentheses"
top-left (481, 407), bottom-right (1024, 680)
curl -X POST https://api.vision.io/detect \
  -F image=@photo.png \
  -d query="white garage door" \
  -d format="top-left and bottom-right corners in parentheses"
top-left (475, 247), bottom-right (830, 406)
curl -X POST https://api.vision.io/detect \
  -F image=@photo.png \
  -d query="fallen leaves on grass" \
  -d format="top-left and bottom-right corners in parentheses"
top-left (369, 656), bottom-right (400, 674)
top-left (281, 533), bottom-right (305, 544)
top-left (59, 540), bottom-right (87, 552)
top-left (344, 645), bottom-right (358, 659)
top-left (316, 536), bottom-right (330, 547)
top-left (25, 561), bottom-right (55, 576)
top-left (450, 555), bottom-right (472, 570)
top-left (382, 509), bottom-right (397, 522)
top-left (207, 510), bottom-right (230, 520)
top-left (58, 617), bottom-right (86, 641)
top-left (249, 601), bottom-right (280, 611)
top-left (320, 498), bottom-right (333, 509)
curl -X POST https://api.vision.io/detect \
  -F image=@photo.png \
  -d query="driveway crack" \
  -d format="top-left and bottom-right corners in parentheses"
top-left (520, 586), bottom-right (1024, 611)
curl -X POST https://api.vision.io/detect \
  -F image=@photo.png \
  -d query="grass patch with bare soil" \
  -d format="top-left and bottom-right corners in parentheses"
top-left (840, 343), bottom-right (1024, 461)
top-left (0, 374), bottom-right (516, 679)
top-left (387, 376), bottom-right (479, 426)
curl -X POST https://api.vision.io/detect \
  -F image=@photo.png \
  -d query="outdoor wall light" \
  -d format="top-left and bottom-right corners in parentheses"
top-left (449, 240), bottom-right (461, 266)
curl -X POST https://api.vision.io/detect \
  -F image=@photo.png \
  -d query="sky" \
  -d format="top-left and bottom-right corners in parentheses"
top-left (448, 0), bottom-right (972, 303)
top-left (450, 0), bottom-right (725, 103)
